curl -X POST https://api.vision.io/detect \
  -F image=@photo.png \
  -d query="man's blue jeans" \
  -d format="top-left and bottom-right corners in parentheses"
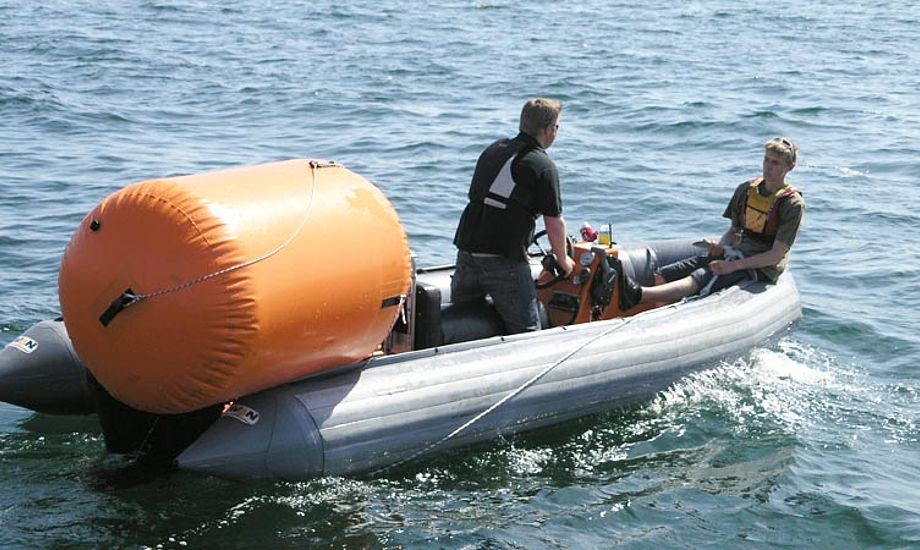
top-left (450, 251), bottom-right (540, 334)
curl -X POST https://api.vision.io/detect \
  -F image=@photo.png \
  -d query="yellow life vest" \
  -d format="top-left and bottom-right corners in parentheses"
top-left (742, 178), bottom-right (800, 238)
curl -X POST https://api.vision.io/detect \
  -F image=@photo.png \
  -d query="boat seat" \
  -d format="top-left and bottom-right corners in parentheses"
top-left (440, 300), bottom-right (506, 346)
top-left (413, 280), bottom-right (444, 349)
top-left (414, 280), bottom-right (506, 349)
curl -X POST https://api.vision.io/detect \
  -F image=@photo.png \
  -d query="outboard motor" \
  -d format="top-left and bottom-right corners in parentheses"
top-left (88, 373), bottom-right (222, 467)
top-left (1, 319), bottom-right (218, 466)
top-left (0, 319), bottom-right (94, 415)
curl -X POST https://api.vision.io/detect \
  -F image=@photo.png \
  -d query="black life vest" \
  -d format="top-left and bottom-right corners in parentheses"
top-left (469, 139), bottom-right (536, 216)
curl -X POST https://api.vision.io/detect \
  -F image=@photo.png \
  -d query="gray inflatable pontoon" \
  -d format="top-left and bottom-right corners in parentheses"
top-left (177, 241), bottom-right (800, 479)
top-left (0, 240), bottom-right (801, 480)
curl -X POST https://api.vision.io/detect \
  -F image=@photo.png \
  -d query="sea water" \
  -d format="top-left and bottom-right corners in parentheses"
top-left (1, 1), bottom-right (919, 547)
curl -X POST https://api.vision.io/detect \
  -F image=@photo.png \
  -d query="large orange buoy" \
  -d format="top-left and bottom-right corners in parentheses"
top-left (59, 160), bottom-right (412, 414)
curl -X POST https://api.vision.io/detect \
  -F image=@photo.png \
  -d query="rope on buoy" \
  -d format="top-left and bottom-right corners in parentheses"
top-left (98, 160), bottom-right (333, 327)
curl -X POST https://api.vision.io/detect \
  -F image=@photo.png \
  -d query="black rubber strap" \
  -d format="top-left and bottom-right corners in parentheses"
top-left (99, 289), bottom-right (139, 327)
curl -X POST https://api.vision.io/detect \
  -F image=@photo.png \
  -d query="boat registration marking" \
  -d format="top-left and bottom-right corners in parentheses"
top-left (223, 403), bottom-right (261, 426)
top-left (6, 336), bottom-right (38, 354)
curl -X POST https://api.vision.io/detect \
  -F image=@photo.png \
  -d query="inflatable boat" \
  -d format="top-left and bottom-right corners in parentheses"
top-left (0, 160), bottom-right (802, 480)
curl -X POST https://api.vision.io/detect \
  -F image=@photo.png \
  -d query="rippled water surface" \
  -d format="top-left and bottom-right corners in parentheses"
top-left (2, 1), bottom-right (919, 547)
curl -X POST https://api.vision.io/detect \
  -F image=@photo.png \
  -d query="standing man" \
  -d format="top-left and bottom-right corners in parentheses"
top-left (617, 137), bottom-right (806, 309)
top-left (451, 98), bottom-right (575, 333)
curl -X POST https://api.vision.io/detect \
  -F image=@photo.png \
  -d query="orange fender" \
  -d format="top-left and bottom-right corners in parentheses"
top-left (59, 160), bottom-right (411, 414)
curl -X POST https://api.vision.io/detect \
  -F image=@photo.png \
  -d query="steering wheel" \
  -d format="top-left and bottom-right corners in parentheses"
top-left (528, 229), bottom-right (575, 258)
top-left (530, 230), bottom-right (575, 289)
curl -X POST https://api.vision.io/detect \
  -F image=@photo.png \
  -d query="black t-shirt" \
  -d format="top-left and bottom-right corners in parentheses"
top-left (453, 133), bottom-right (562, 260)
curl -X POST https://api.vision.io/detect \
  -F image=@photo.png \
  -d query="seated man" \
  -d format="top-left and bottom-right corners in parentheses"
top-left (618, 137), bottom-right (806, 310)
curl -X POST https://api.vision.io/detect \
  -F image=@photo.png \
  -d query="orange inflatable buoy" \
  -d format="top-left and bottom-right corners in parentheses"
top-left (59, 160), bottom-right (412, 414)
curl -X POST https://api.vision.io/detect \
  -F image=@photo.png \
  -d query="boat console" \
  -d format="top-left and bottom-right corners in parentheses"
top-left (395, 239), bottom-right (703, 352)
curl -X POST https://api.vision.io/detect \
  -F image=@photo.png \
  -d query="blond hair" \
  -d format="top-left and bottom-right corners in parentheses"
top-left (519, 98), bottom-right (562, 137)
top-left (766, 137), bottom-right (798, 166)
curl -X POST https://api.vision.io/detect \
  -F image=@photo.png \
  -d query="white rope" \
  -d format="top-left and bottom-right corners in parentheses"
top-left (371, 303), bottom-right (676, 476)
top-left (698, 244), bottom-right (750, 297)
